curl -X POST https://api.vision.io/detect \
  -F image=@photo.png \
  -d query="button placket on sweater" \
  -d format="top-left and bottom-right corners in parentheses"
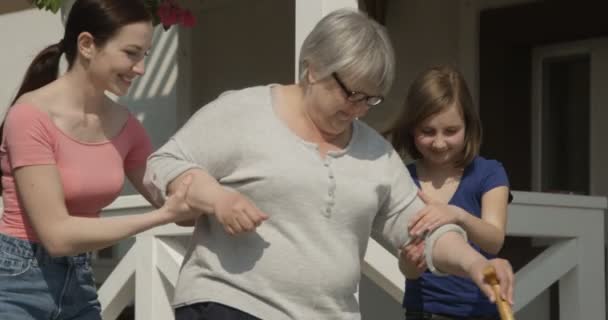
top-left (322, 157), bottom-right (337, 218)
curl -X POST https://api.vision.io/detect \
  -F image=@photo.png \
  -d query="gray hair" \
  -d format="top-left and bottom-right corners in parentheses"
top-left (298, 8), bottom-right (395, 95)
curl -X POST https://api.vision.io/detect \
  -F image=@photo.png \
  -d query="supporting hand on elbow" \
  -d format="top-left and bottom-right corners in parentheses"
top-left (212, 189), bottom-right (269, 235)
top-left (160, 175), bottom-right (203, 223)
top-left (408, 191), bottom-right (465, 238)
top-left (398, 238), bottom-right (427, 279)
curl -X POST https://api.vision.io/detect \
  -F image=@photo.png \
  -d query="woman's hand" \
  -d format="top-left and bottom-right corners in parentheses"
top-left (212, 188), bottom-right (269, 235)
top-left (398, 238), bottom-right (427, 279)
top-left (467, 258), bottom-right (514, 305)
top-left (408, 191), bottom-right (465, 238)
top-left (160, 175), bottom-right (202, 223)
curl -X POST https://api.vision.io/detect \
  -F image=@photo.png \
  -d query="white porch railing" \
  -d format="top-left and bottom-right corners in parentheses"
top-left (96, 191), bottom-right (607, 320)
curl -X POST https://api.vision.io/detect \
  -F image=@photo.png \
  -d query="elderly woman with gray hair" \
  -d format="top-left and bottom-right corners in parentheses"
top-left (144, 9), bottom-right (513, 320)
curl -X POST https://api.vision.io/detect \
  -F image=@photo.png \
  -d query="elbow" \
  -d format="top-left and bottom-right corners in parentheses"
top-left (43, 239), bottom-right (73, 257)
top-left (486, 246), bottom-right (502, 256)
top-left (484, 233), bottom-right (506, 255)
top-left (38, 232), bottom-right (75, 257)
top-left (492, 239), bottom-right (505, 255)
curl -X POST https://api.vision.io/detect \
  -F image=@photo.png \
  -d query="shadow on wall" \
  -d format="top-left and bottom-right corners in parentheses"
top-left (119, 27), bottom-right (179, 148)
top-left (116, 28), bottom-right (180, 195)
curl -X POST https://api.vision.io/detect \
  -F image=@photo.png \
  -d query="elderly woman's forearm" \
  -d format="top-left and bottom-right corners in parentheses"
top-left (168, 168), bottom-right (223, 214)
top-left (430, 231), bottom-right (486, 277)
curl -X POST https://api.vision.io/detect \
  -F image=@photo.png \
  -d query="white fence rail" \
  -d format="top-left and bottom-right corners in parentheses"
top-left (96, 191), bottom-right (606, 319)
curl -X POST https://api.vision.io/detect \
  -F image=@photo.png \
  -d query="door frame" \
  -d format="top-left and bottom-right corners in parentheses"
top-left (531, 38), bottom-right (608, 194)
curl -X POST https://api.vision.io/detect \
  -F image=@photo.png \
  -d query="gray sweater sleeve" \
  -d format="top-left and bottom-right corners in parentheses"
top-left (373, 149), bottom-right (421, 250)
top-left (374, 149), bottom-right (468, 276)
top-left (143, 96), bottom-right (240, 204)
top-left (144, 137), bottom-right (202, 204)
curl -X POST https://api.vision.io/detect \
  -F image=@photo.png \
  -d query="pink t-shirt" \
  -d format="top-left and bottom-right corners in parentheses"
top-left (0, 104), bottom-right (153, 241)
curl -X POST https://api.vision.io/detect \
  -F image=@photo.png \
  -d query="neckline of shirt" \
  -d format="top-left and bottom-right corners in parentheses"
top-left (15, 103), bottom-right (132, 146)
top-left (266, 84), bottom-right (359, 158)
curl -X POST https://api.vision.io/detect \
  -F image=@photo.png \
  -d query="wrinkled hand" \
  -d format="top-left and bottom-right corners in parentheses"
top-left (162, 175), bottom-right (202, 223)
top-left (468, 258), bottom-right (514, 305)
top-left (212, 188), bottom-right (269, 235)
top-left (408, 191), bottom-right (464, 237)
top-left (398, 238), bottom-right (427, 279)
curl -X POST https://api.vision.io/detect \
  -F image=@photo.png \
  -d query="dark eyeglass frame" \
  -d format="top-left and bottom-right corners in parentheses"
top-left (332, 72), bottom-right (384, 107)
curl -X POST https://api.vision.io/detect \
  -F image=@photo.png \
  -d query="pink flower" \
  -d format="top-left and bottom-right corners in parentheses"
top-left (179, 10), bottom-right (196, 28)
top-left (156, 0), bottom-right (196, 29)
top-left (158, 6), bottom-right (178, 28)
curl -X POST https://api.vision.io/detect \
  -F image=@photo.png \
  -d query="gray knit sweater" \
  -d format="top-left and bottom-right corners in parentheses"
top-left (144, 85), bottom-right (465, 320)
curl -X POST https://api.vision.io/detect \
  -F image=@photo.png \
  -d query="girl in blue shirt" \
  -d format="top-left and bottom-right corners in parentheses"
top-left (386, 65), bottom-right (512, 320)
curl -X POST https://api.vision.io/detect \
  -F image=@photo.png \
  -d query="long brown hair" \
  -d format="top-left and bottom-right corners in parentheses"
top-left (386, 65), bottom-right (481, 167)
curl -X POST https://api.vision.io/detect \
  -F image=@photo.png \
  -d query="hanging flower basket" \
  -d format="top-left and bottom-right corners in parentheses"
top-left (31, 0), bottom-right (196, 30)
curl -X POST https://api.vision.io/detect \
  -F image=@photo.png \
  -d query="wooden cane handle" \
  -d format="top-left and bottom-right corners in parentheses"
top-left (483, 266), bottom-right (515, 320)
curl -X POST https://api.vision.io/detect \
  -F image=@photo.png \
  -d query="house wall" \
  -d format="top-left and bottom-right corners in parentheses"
top-left (187, 0), bottom-right (295, 113)
top-left (368, 0), bottom-right (461, 131)
top-left (0, 8), bottom-right (63, 119)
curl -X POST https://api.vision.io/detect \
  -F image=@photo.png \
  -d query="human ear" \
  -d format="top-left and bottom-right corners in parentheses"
top-left (77, 32), bottom-right (97, 60)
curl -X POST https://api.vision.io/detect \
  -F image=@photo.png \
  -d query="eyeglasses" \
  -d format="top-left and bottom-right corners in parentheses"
top-left (332, 72), bottom-right (384, 107)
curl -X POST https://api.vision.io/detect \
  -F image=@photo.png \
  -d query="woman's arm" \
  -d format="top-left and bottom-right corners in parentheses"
top-left (458, 186), bottom-right (509, 254)
top-left (430, 231), bottom-right (514, 304)
top-left (15, 164), bottom-right (197, 257)
top-left (128, 166), bottom-right (201, 227)
top-left (163, 168), bottom-right (269, 235)
top-left (126, 166), bottom-right (161, 208)
top-left (409, 187), bottom-right (509, 254)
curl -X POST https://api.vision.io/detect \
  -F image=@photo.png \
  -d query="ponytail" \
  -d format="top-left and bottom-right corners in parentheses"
top-left (0, 41), bottom-right (64, 198)
top-left (11, 40), bottom-right (64, 106)
top-left (1, 40), bottom-right (64, 142)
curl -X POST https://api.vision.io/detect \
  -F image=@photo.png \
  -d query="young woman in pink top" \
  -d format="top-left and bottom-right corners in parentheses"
top-left (0, 1), bottom-right (197, 319)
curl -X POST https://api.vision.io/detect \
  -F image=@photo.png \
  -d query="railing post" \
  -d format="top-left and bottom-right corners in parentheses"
top-left (560, 210), bottom-right (605, 319)
top-left (134, 234), bottom-right (175, 320)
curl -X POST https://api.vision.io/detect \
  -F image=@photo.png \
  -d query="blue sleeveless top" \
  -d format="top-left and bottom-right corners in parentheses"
top-left (403, 156), bottom-right (511, 317)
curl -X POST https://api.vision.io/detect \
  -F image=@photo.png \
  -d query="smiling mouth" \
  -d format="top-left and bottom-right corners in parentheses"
top-left (119, 75), bottom-right (136, 84)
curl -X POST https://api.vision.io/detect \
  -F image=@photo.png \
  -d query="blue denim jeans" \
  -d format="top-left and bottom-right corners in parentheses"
top-left (0, 233), bottom-right (101, 320)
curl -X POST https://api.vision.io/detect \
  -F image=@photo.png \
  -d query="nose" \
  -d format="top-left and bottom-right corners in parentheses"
top-left (133, 58), bottom-right (145, 75)
top-left (431, 137), bottom-right (447, 150)
top-left (347, 100), bottom-right (370, 117)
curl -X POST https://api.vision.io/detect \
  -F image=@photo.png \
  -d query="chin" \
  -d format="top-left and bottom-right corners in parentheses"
top-left (428, 155), bottom-right (454, 166)
top-left (107, 86), bottom-right (128, 97)
top-left (330, 124), bottom-right (351, 136)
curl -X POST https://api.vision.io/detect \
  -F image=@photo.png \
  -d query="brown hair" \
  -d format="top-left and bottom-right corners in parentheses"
top-left (386, 65), bottom-right (481, 167)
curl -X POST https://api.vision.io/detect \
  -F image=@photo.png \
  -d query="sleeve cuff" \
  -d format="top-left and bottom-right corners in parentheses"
top-left (423, 224), bottom-right (468, 276)
top-left (143, 162), bottom-right (202, 204)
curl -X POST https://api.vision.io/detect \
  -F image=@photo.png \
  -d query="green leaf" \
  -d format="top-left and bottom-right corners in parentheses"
top-left (31, 0), bottom-right (62, 13)
top-left (50, 0), bottom-right (62, 13)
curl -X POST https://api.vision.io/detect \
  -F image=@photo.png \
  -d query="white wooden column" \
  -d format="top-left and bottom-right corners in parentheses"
top-left (294, 0), bottom-right (359, 79)
top-left (134, 234), bottom-right (174, 320)
top-left (559, 209), bottom-right (605, 320)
